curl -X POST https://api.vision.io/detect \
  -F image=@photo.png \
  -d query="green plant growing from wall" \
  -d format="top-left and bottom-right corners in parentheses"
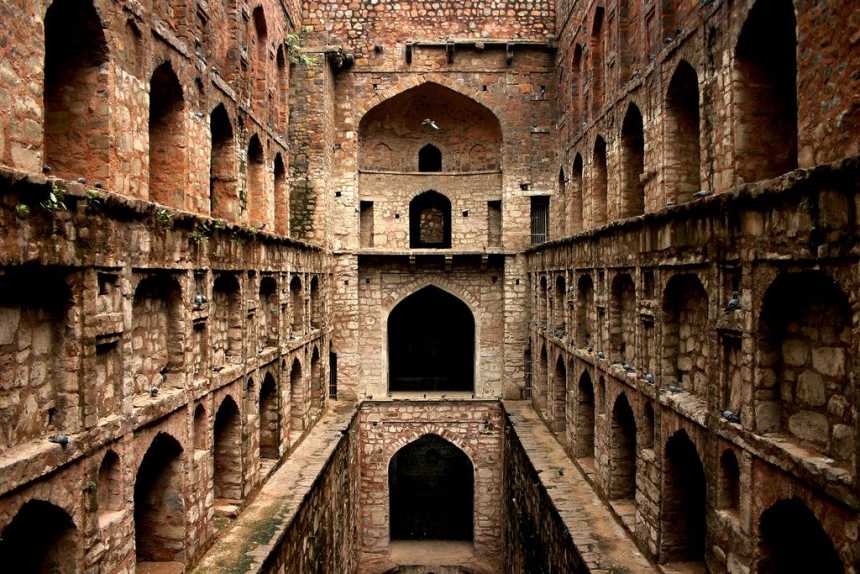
top-left (85, 189), bottom-right (103, 212)
top-left (285, 32), bottom-right (317, 66)
top-left (41, 182), bottom-right (67, 214)
top-left (190, 221), bottom-right (212, 245)
top-left (154, 207), bottom-right (173, 230)
top-left (15, 204), bottom-right (30, 218)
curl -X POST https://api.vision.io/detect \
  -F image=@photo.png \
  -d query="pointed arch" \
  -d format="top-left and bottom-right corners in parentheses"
top-left (387, 285), bottom-right (475, 392)
top-left (575, 370), bottom-right (596, 458)
top-left (418, 143), bottom-right (442, 172)
top-left (591, 136), bottom-right (608, 227)
top-left (98, 450), bottom-right (122, 515)
top-left (734, 0), bottom-right (797, 181)
top-left (214, 395), bottom-right (242, 500)
top-left (210, 103), bottom-right (238, 220)
top-left (758, 499), bottom-right (842, 574)
top-left (44, 0), bottom-right (109, 182)
top-left (148, 62), bottom-right (186, 208)
top-left (666, 61), bottom-right (701, 202)
top-left (289, 358), bottom-right (304, 436)
top-left (610, 393), bottom-right (637, 500)
top-left (590, 7), bottom-right (606, 117)
top-left (310, 346), bottom-right (322, 418)
top-left (273, 152), bottom-right (288, 235)
top-left (388, 434), bottom-right (474, 541)
top-left (259, 373), bottom-right (279, 459)
top-left (620, 103), bottom-right (645, 217)
top-left (571, 153), bottom-right (584, 232)
top-left (358, 82), bottom-right (501, 172)
top-left (246, 134), bottom-right (267, 226)
top-left (0, 499), bottom-right (79, 572)
top-left (409, 190), bottom-right (452, 248)
top-left (553, 355), bottom-right (567, 432)
top-left (135, 432), bottom-right (185, 565)
top-left (661, 430), bottom-right (705, 564)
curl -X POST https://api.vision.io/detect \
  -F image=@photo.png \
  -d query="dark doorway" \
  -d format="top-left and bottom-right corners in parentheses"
top-left (0, 500), bottom-right (79, 573)
top-left (409, 190), bottom-right (452, 248)
top-left (389, 435), bottom-right (473, 541)
top-left (135, 433), bottom-right (185, 565)
top-left (758, 499), bottom-right (843, 574)
top-left (388, 286), bottom-right (474, 392)
top-left (214, 396), bottom-right (242, 500)
top-left (662, 431), bottom-right (706, 564)
top-left (418, 144), bottom-right (442, 172)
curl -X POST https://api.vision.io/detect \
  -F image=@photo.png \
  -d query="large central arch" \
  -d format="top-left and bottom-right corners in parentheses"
top-left (388, 434), bottom-right (474, 541)
top-left (387, 285), bottom-right (475, 392)
top-left (358, 82), bottom-right (502, 172)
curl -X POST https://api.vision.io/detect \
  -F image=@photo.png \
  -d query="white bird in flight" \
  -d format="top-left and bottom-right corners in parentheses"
top-left (422, 118), bottom-right (440, 130)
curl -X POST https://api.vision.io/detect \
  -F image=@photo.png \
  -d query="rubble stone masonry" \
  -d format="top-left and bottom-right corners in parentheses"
top-left (0, 0), bottom-right (858, 572)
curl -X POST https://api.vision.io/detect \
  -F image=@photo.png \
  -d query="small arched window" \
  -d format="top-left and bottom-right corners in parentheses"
top-left (410, 191), bottom-right (452, 248)
top-left (418, 144), bottom-right (442, 172)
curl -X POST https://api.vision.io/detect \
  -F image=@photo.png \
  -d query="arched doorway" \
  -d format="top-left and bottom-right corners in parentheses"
top-left (214, 396), bottom-right (242, 500)
top-left (389, 435), bottom-right (473, 541)
top-left (289, 358), bottom-right (304, 436)
top-left (388, 286), bottom-right (474, 392)
top-left (134, 433), bottom-right (185, 566)
top-left (610, 393), bottom-right (637, 501)
top-left (575, 371), bottom-right (596, 459)
top-left (661, 431), bottom-right (706, 564)
top-left (0, 500), bottom-right (79, 573)
top-left (409, 191), bottom-right (452, 248)
top-left (758, 499), bottom-right (843, 574)
top-left (259, 374), bottom-right (279, 460)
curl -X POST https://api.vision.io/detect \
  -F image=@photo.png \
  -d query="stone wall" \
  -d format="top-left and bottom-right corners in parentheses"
top-left (355, 258), bottom-right (506, 399)
top-left (527, 158), bottom-right (860, 572)
top-left (260, 408), bottom-right (360, 574)
top-left (0, 171), bottom-right (330, 571)
top-left (303, 0), bottom-right (555, 57)
top-left (357, 401), bottom-right (504, 570)
top-left (503, 414), bottom-right (587, 573)
top-left (0, 0), bottom-right (299, 229)
top-left (551, 0), bottom-right (860, 238)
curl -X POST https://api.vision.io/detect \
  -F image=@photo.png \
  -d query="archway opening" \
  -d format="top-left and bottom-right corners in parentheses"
top-left (661, 431), bottom-right (706, 564)
top-left (214, 396), bottom-right (242, 500)
top-left (389, 435), bottom-right (473, 541)
top-left (44, 0), bottom-right (109, 182)
top-left (592, 137), bottom-right (608, 227)
top-left (259, 374), bottom-right (279, 460)
top-left (289, 359), bottom-right (304, 436)
top-left (409, 191), bottom-right (452, 248)
top-left (620, 104), bottom-right (645, 217)
top-left (148, 62), bottom-right (186, 208)
top-left (310, 347), bottom-right (322, 418)
top-left (358, 82), bottom-right (501, 172)
top-left (134, 433), bottom-right (185, 566)
top-left (610, 394), bottom-right (637, 501)
top-left (553, 356), bottom-right (567, 433)
top-left (388, 286), bottom-right (474, 392)
top-left (734, 0), bottom-right (797, 182)
top-left (0, 500), bottom-right (78, 573)
top-left (758, 498), bottom-right (842, 574)
top-left (210, 104), bottom-right (237, 220)
top-left (666, 61), bottom-right (701, 202)
top-left (575, 371), bottom-right (596, 459)
top-left (418, 144), bottom-right (442, 172)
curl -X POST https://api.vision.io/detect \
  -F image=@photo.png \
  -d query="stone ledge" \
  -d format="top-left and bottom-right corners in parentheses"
top-left (192, 402), bottom-right (358, 574)
top-left (503, 400), bottom-right (657, 573)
